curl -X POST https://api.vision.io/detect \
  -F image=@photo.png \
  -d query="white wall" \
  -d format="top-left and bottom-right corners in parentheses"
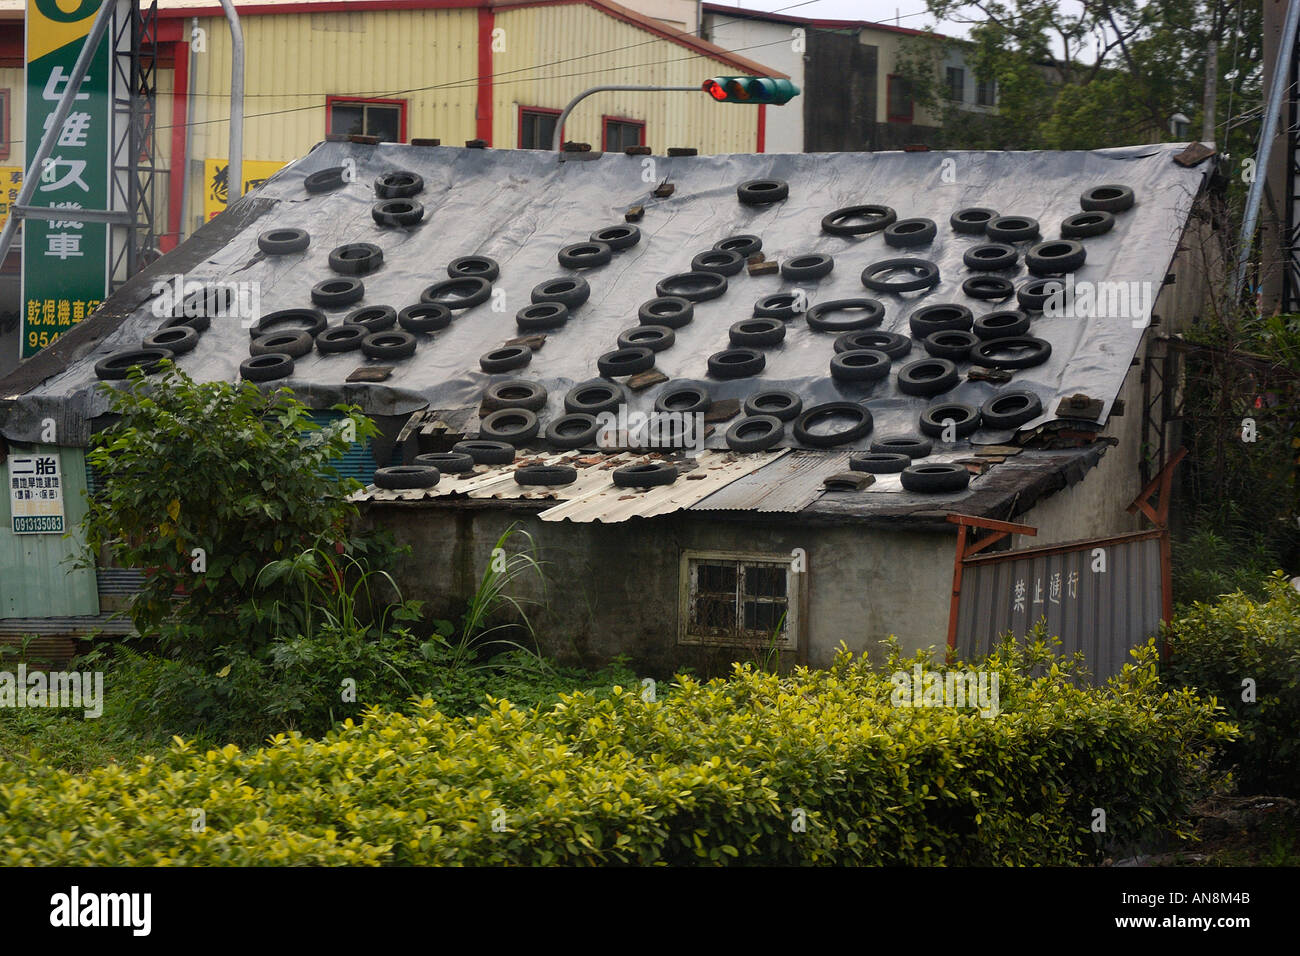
top-left (700, 12), bottom-right (805, 153)
top-left (622, 0), bottom-right (700, 34)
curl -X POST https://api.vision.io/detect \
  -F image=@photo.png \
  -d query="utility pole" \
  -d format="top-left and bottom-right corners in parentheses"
top-left (1259, 0), bottom-right (1293, 312)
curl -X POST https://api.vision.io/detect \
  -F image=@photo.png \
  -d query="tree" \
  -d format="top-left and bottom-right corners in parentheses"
top-left (79, 363), bottom-right (378, 663)
top-left (897, 0), bottom-right (1262, 158)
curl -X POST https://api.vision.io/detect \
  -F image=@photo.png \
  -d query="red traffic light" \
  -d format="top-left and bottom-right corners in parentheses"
top-left (703, 79), bottom-right (727, 101)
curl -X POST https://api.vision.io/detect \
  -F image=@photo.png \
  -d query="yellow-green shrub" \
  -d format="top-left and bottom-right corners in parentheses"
top-left (0, 639), bottom-right (1231, 865)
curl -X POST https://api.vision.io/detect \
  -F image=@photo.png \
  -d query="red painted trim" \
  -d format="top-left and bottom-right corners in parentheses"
top-left (0, 31), bottom-right (18, 60)
top-left (599, 114), bottom-right (643, 151)
top-left (163, 41), bottom-right (189, 253)
top-left (326, 94), bottom-right (409, 141)
top-left (518, 104), bottom-right (561, 148)
top-left (755, 103), bottom-right (765, 153)
top-left (477, 6), bottom-right (493, 144)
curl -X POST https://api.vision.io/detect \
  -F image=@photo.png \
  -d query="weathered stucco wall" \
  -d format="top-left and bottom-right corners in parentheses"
top-left (361, 505), bottom-right (955, 675)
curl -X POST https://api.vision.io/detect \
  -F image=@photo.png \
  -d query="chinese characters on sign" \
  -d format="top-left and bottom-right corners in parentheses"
top-left (8, 453), bottom-right (64, 534)
top-left (21, 0), bottom-right (117, 359)
top-left (0, 166), bottom-right (22, 231)
top-left (203, 159), bottom-right (288, 221)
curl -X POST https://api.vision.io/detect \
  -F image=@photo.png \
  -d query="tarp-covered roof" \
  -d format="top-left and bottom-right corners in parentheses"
top-left (1, 141), bottom-right (1206, 462)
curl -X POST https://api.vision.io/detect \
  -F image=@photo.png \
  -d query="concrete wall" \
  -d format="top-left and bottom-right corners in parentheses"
top-left (701, 12), bottom-right (805, 153)
top-left (361, 505), bottom-right (954, 675)
top-left (622, 0), bottom-right (700, 33)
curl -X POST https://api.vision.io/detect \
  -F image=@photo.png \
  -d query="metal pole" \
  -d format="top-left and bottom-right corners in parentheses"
top-left (218, 0), bottom-right (244, 209)
top-left (552, 85), bottom-right (701, 158)
top-left (179, 17), bottom-right (198, 242)
top-left (0, 0), bottom-right (117, 268)
top-left (1233, 0), bottom-right (1300, 298)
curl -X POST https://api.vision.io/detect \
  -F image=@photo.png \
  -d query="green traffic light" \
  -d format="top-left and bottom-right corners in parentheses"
top-left (702, 76), bottom-right (800, 106)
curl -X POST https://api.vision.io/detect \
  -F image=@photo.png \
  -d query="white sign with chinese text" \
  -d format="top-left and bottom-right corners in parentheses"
top-left (8, 452), bottom-right (65, 533)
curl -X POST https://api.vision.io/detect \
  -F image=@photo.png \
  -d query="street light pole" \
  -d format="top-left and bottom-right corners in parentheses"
top-left (552, 85), bottom-right (701, 158)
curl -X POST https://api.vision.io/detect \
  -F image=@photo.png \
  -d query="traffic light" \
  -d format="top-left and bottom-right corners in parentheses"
top-left (702, 76), bottom-right (800, 106)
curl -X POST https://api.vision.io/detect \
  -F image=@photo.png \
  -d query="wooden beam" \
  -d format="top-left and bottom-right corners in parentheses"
top-left (945, 513), bottom-right (1038, 536)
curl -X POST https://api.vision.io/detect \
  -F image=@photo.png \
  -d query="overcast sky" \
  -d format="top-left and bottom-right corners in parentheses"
top-left (708, 0), bottom-right (970, 37)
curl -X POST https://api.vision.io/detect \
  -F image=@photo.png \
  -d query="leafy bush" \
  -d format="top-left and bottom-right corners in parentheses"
top-left (79, 364), bottom-right (377, 662)
top-left (1164, 573), bottom-right (1300, 796)
top-left (0, 638), bottom-right (1231, 865)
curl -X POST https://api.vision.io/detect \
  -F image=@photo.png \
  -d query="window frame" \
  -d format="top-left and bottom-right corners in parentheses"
top-left (886, 74), bottom-right (914, 124)
top-left (325, 95), bottom-right (407, 143)
top-left (518, 105), bottom-right (562, 150)
top-left (945, 66), bottom-right (965, 103)
top-left (601, 114), bottom-right (645, 152)
top-left (678, 549), bottom-right (802, 650)
top-left (975, 76), bottom-right (997, 108)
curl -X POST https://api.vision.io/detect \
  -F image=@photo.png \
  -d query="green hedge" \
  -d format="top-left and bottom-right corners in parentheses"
top-left (1164, 572), bottom-right (1300, 796)
top-left (0, 639), bottom-right (1230, 865)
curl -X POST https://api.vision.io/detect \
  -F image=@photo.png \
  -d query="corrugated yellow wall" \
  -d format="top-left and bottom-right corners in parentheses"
top-left (492, 5), bottom-right (759, 152)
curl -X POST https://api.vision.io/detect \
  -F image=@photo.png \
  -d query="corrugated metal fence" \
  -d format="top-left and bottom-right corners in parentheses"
top-left (954, 529), bottom-right (1165, 682)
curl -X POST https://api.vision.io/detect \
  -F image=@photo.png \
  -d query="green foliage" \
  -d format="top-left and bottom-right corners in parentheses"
top-left (0, 637), bottom-right (1230, 865)
top-left (78, 364), bottom-right (377, 662)
top-left (1173, 521), bottom-right (1284, 606)
top-left (1164, 573), bottom-right (1300, 795)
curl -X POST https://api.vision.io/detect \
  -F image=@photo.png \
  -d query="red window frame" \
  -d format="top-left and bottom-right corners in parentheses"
top-left (601, 115), bottom-right (645, 151)
top-left (518, 105), bottom-right (562, 149)
top-left (325, 95), bottom-right (407, 142)
top-left (886, 74), bottom-right (914, 124)
top-left (0, 90), bottom-right (10, 160)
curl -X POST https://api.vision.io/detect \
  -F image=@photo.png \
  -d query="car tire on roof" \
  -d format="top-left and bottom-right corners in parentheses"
top-left (481, 379), bottom-right (548, 413)
top-left (639, 296), bottom-right (694, 328)
top-left (249, 329), bottom-right (313, 358)
top-left (398, 303), bottom-right (453, 333)
top-left (1016, 277), bottom-right (1067, 312)
top-left (315, 325), bottom-right (367, 353)
top-left (753, 292), bottom-right (805, 320)
top-left (655, 382), bottom-right (711, 416)
top-left (344, 305), bottom-right (398, 333)
top-left (692, 248), bottom-right (746, 276)
top-left (972, 310), bottom-right (1031, 340)
top-left (617, 325), bottom-right (676, 352)
top-left (1025, 239), bottom-right (1086, 276)
top-left (743, 389), bottom-right (802, 421)
top-left (963, 243), bottom-right (1019, 272)
top-left (329, 242), bottom-right (384, 276)
top-left (919, 401), bottom-right (981, 438)
top-left (923, 330), bottom-right (978, 361)
top-left (423, 276), bottom-right (493, 310)
top-left (480, 345), bottom-right (532, 373)
top-left (373, 465), bottom-right (440, 490)
top-left (532, 276), bottom-right (591, 309)
top-left (781, 253), bottom-right (834, 281)
top-left (980, 389), bottom-right (1043, 429)
top-left (985, 216), bottom-right (1040, 243)
top-left (453, 440), bottom-right (516, 465)
top-left (565, 379), bottom-right (625, 415)
top-left (558, 241), bottom-right (612, 269)
top-left (612, 462), bottom-right (678, 487)
top-left (94, 348), bottom-right (174, 380)
top-left (257, 228), bottom-right (310, 256)
top-left (372, 198), bottom-right (424, 227)
top-left (883, 218), bottom-right (937, 248)
top-left (1060, 211), bottom-right (1116, 238)
top-left (545, 413), bottom-right (602, 449)
top-left (792, 402), bottom-right (873, 447)
top-left (737, 179), bottom-right (788, 205)
top-left (962, 275), bottom-right (1016, 301)
top-left (849, 452), bottom-right (910, 474)
top-left (969, 335), bottom-right (1052, 370)
top-left (515, 464), bottom-right (577, 486)
top-left (142, 325), bottom-right (200, 356)
top-left (729, 318), bottom-right (786, 347)
top-left (374, 170), bottom-right (424, 199)
top-left (897, 358), bottom-right (959, 396)
top-left (254, 308), bottom-right (328, 339)
top-left (909, 303), bottom-right (973, 338)
top-left (414, 452), bottom-right (475, 474)
top-left (861, 257), bottom-right (940, 294)
top-left (240, 353), bottom-right (295, 382)
top-left (900, 462), bottom-right (970, 493)
top-left (835, 329), bottom-right (910, 358)
top-left (870, 434), bottom-right (933, 458)
top-left (822, 204), bottom-right (896, 236)
top-left (655, 271), bottom-right (728, 302)
top-left (515, 302), bottom-right (569, 332)
top-left (448, 256), bottom-right (500, 281)
top-left (592, 224), bottom-right (641, 250)
top-left (304, 167), bottom-right (346, 193)
top-left (597, 347), bottom-right (655, 378)
top-left (950, 207), bottom-right (998, 234)
top-left (830, 349), bottom-right (891, 382)
top-left (806, 298), bottom-right (885, 333)
top-left (479, 408), bottom-right (540, 445)
top-left (311, 277), bottom-right (365, 309)
top-left (362, 330), bottom-right (418, 361)
top-left (1080, 184), bottom-right (1135, 213)
top-left (726, 415), bottom-right (785, 452)
top-left (714, 233), bottom-right (762, 257)
top-left (707, 348), bottom-right (765, 379)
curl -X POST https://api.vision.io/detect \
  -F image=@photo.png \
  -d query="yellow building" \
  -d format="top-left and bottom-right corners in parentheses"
top-left (0, 0), bottom-right (784, 254)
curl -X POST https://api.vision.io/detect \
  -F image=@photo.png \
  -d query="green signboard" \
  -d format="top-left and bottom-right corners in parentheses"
top-left (21, 0), bottom-right (113, 359)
